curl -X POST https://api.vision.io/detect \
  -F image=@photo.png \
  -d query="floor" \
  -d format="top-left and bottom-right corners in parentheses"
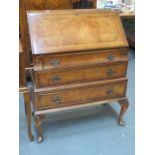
top-left (19, 48), bottom-right (135, 155)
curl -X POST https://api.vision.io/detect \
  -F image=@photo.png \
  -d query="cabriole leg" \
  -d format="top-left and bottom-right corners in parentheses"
top-left (118, 99), bottom-right (129, 126)
top-left (35, 115), bottom-right (45, 143)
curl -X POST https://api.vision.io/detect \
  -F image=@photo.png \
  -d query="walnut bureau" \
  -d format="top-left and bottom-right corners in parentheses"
top-left (27, 9), bottom-right (129, 142)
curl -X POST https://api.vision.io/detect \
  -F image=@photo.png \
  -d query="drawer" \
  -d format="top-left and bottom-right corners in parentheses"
top-left (34, 79), bottom-right (127, 110)
top-left (34, 62), bottom-right (127, 88)
top-left (33, 48), bottom-right (128, 70)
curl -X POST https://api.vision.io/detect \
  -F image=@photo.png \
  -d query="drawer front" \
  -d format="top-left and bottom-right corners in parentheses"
top-left (35, 80), bottom-right (127, 110)
top-left (33, 48), bottom-right (128, 70)
top-left (35, 62), bottom-right (127, 88)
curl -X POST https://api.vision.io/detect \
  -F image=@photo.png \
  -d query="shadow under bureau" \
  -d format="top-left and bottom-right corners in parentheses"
top-left (26, 9), bottom-right (129, 142)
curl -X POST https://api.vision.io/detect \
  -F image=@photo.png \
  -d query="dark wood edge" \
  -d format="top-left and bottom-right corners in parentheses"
top-left (127, 38), bottom-right (135, 48)
top-left (29, 84), bottom-right (37, 113)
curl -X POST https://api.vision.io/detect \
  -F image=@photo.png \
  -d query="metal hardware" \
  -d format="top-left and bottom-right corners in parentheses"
top-left (106, 89), bottom-right (113, 95)
top-left (107, 54), bottom-right (115, 61)
top-left (107, 69), bottom-right (114, 76)
top-left (52, 75), bottom-right (61, 83)
top-left (50, 59), bottom-right (60, 67)
top-left (53, 96), bottom-right (62, 104)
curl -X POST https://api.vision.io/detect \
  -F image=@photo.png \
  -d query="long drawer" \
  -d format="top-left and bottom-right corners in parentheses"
top-left (33, 48), bottom-right (128, 70)
top-left (34, 62), bottom-right (127, 88)
top-left (34, 79), bottom-right (127, 110)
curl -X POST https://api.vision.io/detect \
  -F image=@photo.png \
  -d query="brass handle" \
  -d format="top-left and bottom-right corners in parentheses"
top-left (50, 59), bottom-right (60, 67)
top-left (53, 96), bottom-right (62, 104)
top-left (52, 75), bottom-right (61, 83)
top-left (106, 89), bottom-right (113, 95)
top-left (107, 54), bottom-right (115, 61)
top-left (107, 69), bottom-right (114, 76)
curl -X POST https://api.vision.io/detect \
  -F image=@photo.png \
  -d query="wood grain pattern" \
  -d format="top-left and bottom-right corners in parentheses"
top-left (27, 9), bottom-right (128, 55)
top-left (34, 62), bottom-right (127, 88)
top-left (33, 48), bottom-right (128, 70)
top-left (23, 0), bottom-right (45, 10)
top-left (26, 10), bottom-right (129, 142)
top-left (34, 79), bottom-right (127, 110)
top-left (34, 97), bottom-right (127, 115)
top-left (46, 0), bottom-right (70, 9)
top-left (19, 0), bottom-right (73, 67)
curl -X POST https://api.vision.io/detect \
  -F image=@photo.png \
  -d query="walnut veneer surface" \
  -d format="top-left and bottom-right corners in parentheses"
top-left (26, 9), bottom-right (129, 142)
top-left (19, 0), bottom-right (72, 66)
top-left (19, 0), bottom-right (97, 66)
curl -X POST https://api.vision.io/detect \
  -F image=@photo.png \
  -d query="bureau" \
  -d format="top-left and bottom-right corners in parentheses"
top-left (27, 9), bottom-right (129, 142)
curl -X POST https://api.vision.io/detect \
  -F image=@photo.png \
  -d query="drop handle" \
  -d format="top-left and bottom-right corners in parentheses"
top-left (106, 69), bottom-right (115, 76)
top-left (107, 54), bottom-right (115, 61)
top-left (52, 96), bottom-right (62, 104)
top-left (52, 75), bottom-right (61, 83)
top-left (106, 89), bottom-right (113, 95)
top-left (50, 59), bottom-right (60, 67)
